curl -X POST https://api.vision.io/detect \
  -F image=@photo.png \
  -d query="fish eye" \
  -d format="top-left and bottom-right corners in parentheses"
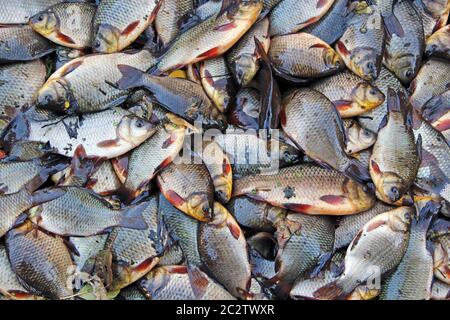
top-left (93, 40), bottom-right (101, 48)
top-left (369, 89), bottom-right (376, 95)
top-left (405, 70), bottom-right (413, 78)
top-left (38, 14), bottom-right (45, 22)
top-left (135, 119), bottom-right (144, 128)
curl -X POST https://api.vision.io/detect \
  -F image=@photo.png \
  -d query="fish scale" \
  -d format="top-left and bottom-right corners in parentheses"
top-left (0, 0), bottom-right (64, 24)
top-left (155, 0), bottom-right (194, 46)
top-left (0, 242), bottom-right (32, 299)
top-left (0, 61), bottom-right (46, 120)
top-left (6, 221), bottom-right (74, 300)
top-left (233, 164), bottom-right (375, 215)
top-left (358, 67), bottom-right (408, 133)
top-left (269, 0), bottom-right (336, 37)
top-left (269, 33), bottom-right (343, 79)
top-left (0, 25), bottom-right (55, 63)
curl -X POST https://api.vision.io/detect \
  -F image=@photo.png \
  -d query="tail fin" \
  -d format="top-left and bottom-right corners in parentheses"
top-left (383, 13), bottom-right (405, 38)
top-left (119, 202), bottom-right (149, 230)
top-left (187, 265), bottom-right (209, 299)
top-left (313, 280), bottom-right (345, 300)
top-left (310, 252), bottom-right (333, 278)
top-left (0, 112), bottom-right (30, 152)
top-left (413, 200), bottom-right (440, 231)
top-left (344, 159), bottom-right (375, 193)
top-left (116, 65), bottom-right (146, 90)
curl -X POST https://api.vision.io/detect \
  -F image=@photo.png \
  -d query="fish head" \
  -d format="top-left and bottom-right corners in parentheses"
top-left (29, 10), bottom-right (58, 36)
top-left (117, 115), bottom-right (156, 147)
top-left (392, 59), bottom-right (416, 85)
top-left (186, 192), bottom-right (214, 222)
top-left (233, 0), bottom-right (264, 19)
top-left (353, 82), bottom-right (385, 109)
top-left (36, 81), bottom-right (75, 114)
top-left (323, 47), bottom-right (344, 71)
top-left (92, 24), bottom-right (120, 53)
top-left (377, 172), bottom-right (406, 203)
top-left (388, 207), bottom-right (413, 232)
top-left (349, 47), bottom-right (380, 81)
top-left (232, 55), bottom-right (257, 86)
top-left (345, 177), bottom-right (376, 208)
top-left (276, 141), bottom-right (301, 166)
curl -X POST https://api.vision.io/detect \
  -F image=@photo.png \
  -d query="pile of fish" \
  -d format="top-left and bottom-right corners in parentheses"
top-left (0, 0), bottom-right (449, 301)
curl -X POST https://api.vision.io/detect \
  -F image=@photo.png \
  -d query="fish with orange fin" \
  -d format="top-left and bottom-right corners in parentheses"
top-left (92, 0), bottom-right (162, 53)
top-left (267, 213), bottom-right (335, 299)
top-left (232, 164), bottom-right (376, 216)
top-left (198, 202), bottom-right (252, 299)
top-left (269, 33), bottom-right (343, 83)
top-left (335, 6), bottom-right (385, 81)
top-left (157, 161), bottom-right (214, 222)
top-left (155, 0), bottom-right (262, 73)
top-left (269, 0), bottom-right (336, 37)
top-left (29, 2), bottom-right (96, 49)
top-left (310, 70), bottom-right (385, 118)
top-left (370, 89), bottom-right (421, 204)
top-left (138, 265), bottom-right (236, 300)
top-left (281, 88), bottom-right (373, 190)
top-left (313, 206), bottom-right (413, 300)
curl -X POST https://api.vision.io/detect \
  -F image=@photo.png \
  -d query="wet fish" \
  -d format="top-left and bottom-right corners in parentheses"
top-left (0, 242), bottom-right (42, 300)
top-left (157, 162), bottom-right (214, 222)
top-left (268, 213), bottom-right (335, 298)
top-left (433, 233), bottom-right (450, 285)
top-left (117, 65), bottom-right (226, 129)
top-left (358, 67), bottom-right (408, 133)
top-left (0, 25), bottom-right (54, 64)
top-left (370, 90), bottom-right (420, 204)
top-left (310, 70), bottom-right (385, 118)
top-left (29, 2), bottom-right (96, 50)
top-left (0, 61), bottom-right (47, 121)
top-left (70, 234), bottom-right (109, 271)
top-left (269, 0), bottom-right (336, 37)
top-left (93, 0), bottom-right (161, 53)
top-left (5, 141), bottom-right (56, 162)
top-left (118, 284), bottom-right (147, 300)
top-left (28, 186), bottom-right (148, 237)
top-left (334, 201), bottom-right (394, 252)
top-left (199, 56), bottom-right (235, 113)
top-left (158, 194), bottom-right (201, 268)
top-left (89, 161), bottom-right (122, 196)
top-left (36, 49), bottom-right (157, 114)
top-left (233, 164), bottom-right (375, 215)
top-left (5, 220), bottom-right (74, 300)
top-left (227, 196), bottom-right (287, 232)
top-left (431, 279), bottom-right (450, 300)
top-left (409, 58), bottom-right (450, 112)
top-left (413, 0), bottom-right (450, 38)
top-left (213, 130), bottom-right (301, 178)
top-left (156, 1), bottom-right (262, 72)
top-left (199, 140), bottom-right (233, 204)
top-left (0, 0), bottom-right (64, 25)
top-left (269, 33), bottom-right (343, 82)
top-left (313, 206), bottom-right (413, 299)
top-left (227, 88), bottom-right (260, 130)
top-left (380, 201), bottom-right (439, 300)
top-left (116, 119), bottom-right (186, 201)
top-left (157, 244), bottom-right (185, 267)
top-left (335, 7), bottom-right (385, 81)
top-left (383, 0), bottom-right (425, 85)
top-left (109, 196), bottom-right (162, 290)
top-left (139, 265), bottom-right (236, 300)
top-left (199, 202), bottom-right (251, 299)
top-left (303, 0), bottom-right (354, 45)
top-left (248, 233), bottom-right (277, 281)
top-left (343, 119), bottom-right (377, 155)
top-left (226, 17), bottom-right (270, 86)
top-left (412, 111), bottom-right (450, 205)
top-left (0, 156), bottom-right (69, 195)
top-left (426, 25), bottom-right (450, 59)
top-left (154, 0), bottom-right (195, 47)
top-left (21, 107), bottom-right (156, 159)
top-left (281, 88), bottom-right (372, 187)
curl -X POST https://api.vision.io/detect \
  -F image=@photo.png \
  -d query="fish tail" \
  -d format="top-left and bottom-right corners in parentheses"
top-left (310, 252), bottom-right (334, 278)
top-left (344, 159), bottom-right (375, 193)
top-left (414, 201), bottom-right (440, 230)
top-left (119, 202), bottom-right (149, 230)
top-left (0, 112), bottom-right (30, 152)
top-left (116, 64), bottom-right (145, 90)
top-left (313, 280), bottom-right (346, 300)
